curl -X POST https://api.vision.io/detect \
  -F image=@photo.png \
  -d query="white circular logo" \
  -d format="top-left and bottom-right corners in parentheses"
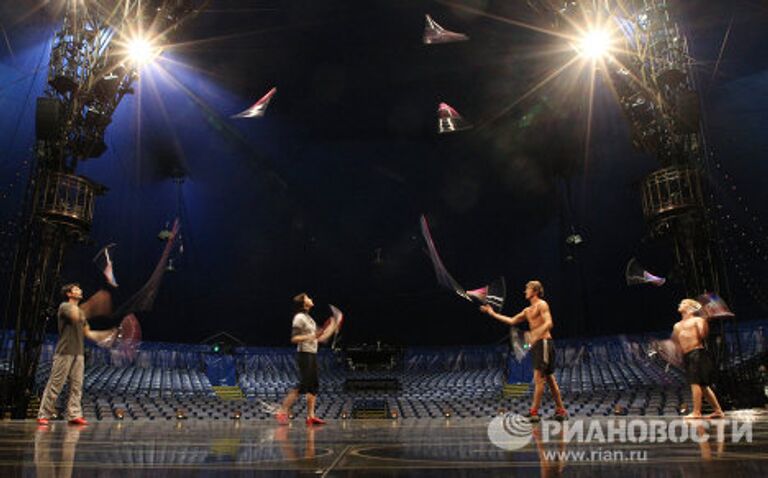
top-left (487, 413), bottom-right (534, 451)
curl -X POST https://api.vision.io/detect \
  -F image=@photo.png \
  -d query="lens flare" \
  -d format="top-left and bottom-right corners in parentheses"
top-left (577, 29), bottom-right (611, 59)
top-left (127, 37), bottom-right (159, 65)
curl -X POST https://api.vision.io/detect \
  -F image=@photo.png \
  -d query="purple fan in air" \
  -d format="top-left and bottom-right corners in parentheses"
top-left (625, 258), bottom-right (665, 286)
top-left (319, 305), bottom-right (344, 338)
top-left (114, 219), bottom-right (180, 316)
top-left (649, 338), bottom-right (682, 369)
top-left (423, 14), bottom-right (469, 45)
top-left (420, 214), bottom-right (505, 310)
top-left (83, 220), bottom-right (180, 362)
top-left (80, 290), bottom-right (113, 321)
top-left (329, 304), bottom-right (344, 349)
top-left (93, 243), bottom-right (119, 288)
top-left (329, 304), bottom-right (344, 331)
top-left (437, 102), bottom-right (472, 134)
top-left (420, 215), bottom-right (470, 301)
top-left (231, 87), bottom-right (277, 119)
top-left (696, 292), bottom-right (735, 319)
top-left (509, 326), bottom-right (527, 362)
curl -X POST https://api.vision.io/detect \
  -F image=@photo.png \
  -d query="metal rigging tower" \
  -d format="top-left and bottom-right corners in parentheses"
top-left (528, 0), bottom-right (762, 407)
top-left (1, 0), bottom-right (204, 418)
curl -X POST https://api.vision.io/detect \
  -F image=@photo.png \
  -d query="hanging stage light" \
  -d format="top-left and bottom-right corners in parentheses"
top-left (125, 37), bottom-right (161, 66)
top-left (576, 28), bottom-right (612, 59)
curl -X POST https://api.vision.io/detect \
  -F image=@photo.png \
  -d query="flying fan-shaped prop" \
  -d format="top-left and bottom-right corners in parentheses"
top-left (83, 220), bottom-right (180, 363)
top-left (423, 14), bottom-right (469, 45)
top-left (509, 326), bottom-right (528, 362)
top-left (696, 292), bottom-right (735, 319)
top-left (625, 257), bottom-right (666, 286)
top-left (420, 215), bottom-right (506, 312)
top-left (466, 277), bottom-right (506, 312)
top-left (648, 338), bottom-right (682, 369)
top-left (113, 314), bottom-right (142, 360)
top-left (113, 219), bottom-right (180, 317)
top-left (420, 215), bottom-right (470, 301)
top-left (93, 243), bottom-right (118, 287)
top-left (437, 102), bottom-right (472, 134)
top-left (231, 87), bottom-right (277, 119)
top-left (317, 304), bottom-right (344, 339)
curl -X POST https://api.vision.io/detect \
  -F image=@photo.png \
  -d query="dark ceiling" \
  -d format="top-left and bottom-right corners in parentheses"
top-left (1, 0), bottom-right (767, 346)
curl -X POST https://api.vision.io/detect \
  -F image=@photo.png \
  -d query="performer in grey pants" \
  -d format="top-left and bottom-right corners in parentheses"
top-left (37, 283), bottom-right (89, 426)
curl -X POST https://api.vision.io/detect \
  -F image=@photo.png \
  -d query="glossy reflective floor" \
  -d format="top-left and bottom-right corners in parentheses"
top-left (2, 412), bottom-right (768, 477)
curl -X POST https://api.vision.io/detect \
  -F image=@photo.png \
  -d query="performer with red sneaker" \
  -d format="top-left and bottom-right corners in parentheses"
top-left (37, 284), bottom-right (93, 426)
top-left (276, 293), bottom-right (338, 426)
top-left (481, 280), bottom-right (567, 422)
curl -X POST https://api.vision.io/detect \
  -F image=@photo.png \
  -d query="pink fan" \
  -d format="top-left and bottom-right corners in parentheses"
top-left (231, 87), bottom-right (277, 118)
top-left (113, 314), bottom-right (142, 360)
top-left (423, 14), bottom-right (469, 45)
top-left (437, 102), bottom-right (472, 134)
top-left (317, 305), bottom-right (344, 346)
top-left (466, 277), bottom-right (506, 312)
top-left (329, 304), bottom-right (344, 332)
top-left (696, 292), bottom-right (735, 319)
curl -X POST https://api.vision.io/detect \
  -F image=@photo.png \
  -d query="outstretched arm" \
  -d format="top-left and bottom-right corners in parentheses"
top-left (83, 322), bottom-right (117, 344)
top-left (480, 304), bottom-right (526, 326)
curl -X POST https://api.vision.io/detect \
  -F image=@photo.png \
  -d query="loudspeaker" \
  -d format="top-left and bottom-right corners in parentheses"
top-left (35, 97), bottom-right (61, 140)
top-left (674, 90), bottom-right (700, 134)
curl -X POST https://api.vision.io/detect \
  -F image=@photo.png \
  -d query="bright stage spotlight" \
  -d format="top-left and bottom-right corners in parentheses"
top-left (576, 29), bottom-right (611, 59)
top-left (126, 37), bottom-right (160, 66)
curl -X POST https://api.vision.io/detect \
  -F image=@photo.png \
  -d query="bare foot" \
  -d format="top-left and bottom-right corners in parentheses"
top-left (684, 413), bottom-right (703, 420)
top-left (707, 411), bottom-right (725, 419)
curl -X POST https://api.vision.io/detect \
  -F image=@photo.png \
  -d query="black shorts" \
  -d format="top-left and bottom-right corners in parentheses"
top-left (296, 352), bottom-right (319, 394)
top-left (531, 339), bottom-right (555, 375)
top-left (683, 348), bottom-right (715, 386)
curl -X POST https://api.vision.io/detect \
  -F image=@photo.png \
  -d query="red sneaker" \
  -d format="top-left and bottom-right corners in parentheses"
top-left (36, 418), bottom-right (49, 425)
top-left (306, 416), bottom-right (326, 426)
top-left (555, 408), bottom-right (569, 421)
top-left (527, 408), bottom-right (541, 423)
top-left (68, 417), bottom-right (88, 425)
top-left (275, 412), bottom-right (289, 425)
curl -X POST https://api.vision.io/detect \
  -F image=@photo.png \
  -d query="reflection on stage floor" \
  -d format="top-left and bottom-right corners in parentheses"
top-left (2, 413), bottom-right (768, 477)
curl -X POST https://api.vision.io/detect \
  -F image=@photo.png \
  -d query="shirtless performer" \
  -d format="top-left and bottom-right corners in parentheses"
top-left (481, 280), bottom-right (567, 422)
top-left (672, 298), bottom-right (725, 419)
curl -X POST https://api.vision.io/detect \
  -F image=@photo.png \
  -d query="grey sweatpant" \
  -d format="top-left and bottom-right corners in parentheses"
top-left (38, 354), bottom-right (84, 420)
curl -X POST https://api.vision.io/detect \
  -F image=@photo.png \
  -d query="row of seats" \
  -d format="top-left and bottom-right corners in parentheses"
top-left (10, 319), bottom-right (767, 421)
